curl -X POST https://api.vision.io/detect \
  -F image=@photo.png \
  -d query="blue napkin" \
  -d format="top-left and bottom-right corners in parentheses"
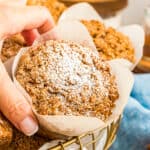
top-left (110, 74), bottom-right (150, 150)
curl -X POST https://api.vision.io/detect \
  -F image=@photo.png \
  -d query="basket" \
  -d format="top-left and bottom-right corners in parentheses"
top-left (39, 116), bottom-right (121, 150)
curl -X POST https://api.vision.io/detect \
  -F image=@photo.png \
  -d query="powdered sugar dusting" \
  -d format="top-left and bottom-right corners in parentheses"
top-left (16, 40), bottom-right (119, 120)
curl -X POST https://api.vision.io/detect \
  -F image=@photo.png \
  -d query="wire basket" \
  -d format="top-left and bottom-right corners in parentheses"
top-left (40, 116), bottom-right (121, 150)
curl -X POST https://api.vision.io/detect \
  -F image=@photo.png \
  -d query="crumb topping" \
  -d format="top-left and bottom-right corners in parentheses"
top-left (16, 40), bottom-right (119, 120)
top-left (81, 20), bottom-right (135, 62)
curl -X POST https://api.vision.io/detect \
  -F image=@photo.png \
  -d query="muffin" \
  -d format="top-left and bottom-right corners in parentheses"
top-left (0, 34), bottom-right (26, 62)
top-left (15, 40), bottom-right (119, 121)
top-left (0, 114), bottom-right (48, 150)
top-left (81, 20), bottom-right (135, 62)
top-left (8, 129), bottom-right (49, 150)
top-left (27, 0), bottom-right (66, 22)
top-left (0, 113), bottom-right (13, 148)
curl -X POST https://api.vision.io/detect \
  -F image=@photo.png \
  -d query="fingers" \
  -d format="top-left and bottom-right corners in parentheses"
top-left (22, 29), bottom-right (40, 46)
top-left (0, 0), bottom-right (27, 6)
top-left (0, 5), bottom-right (55, 39)
top-left (0, 61), bottom-right (38, 136)
top-left (20, 6), bottom-right (55, 33)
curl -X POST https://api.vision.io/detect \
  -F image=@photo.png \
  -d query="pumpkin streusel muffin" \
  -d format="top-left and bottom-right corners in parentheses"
top-left (16, 40), bottom-right (119, 121)
top-left (0, 115), bottom-right (48, 150)
top-left (81, 20), bottom-right (135, 63)
top-left (7, 129), bottom-right (49, 150)
top-left (0, 34), bottom-right (26, 62)
top-left (0, 113), bottom-right (13, 149)
top-left (27, 0), bottom-right (66, 22)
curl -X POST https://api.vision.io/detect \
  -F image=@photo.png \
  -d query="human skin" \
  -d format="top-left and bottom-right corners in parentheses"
top-left (0, 2), bottom-right (55, 136)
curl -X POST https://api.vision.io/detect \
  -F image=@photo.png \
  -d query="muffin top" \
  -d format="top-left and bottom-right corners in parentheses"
top-left (81, 20), bottom-right (135, 62)
top-left (16, 40), bottom-right (119, 120)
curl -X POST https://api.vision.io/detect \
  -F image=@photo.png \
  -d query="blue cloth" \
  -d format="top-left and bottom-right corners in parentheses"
top-left (110, 74), bottom-right (150, 150)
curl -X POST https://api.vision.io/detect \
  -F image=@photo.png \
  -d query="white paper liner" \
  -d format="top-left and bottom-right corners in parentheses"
top-left (58, 2), bottom-right (145, 70)
top-left (58, 2), bottom-right (121, 29)
top-left (9, 20), bottom-right (134, 138)
top-left (58, 2), bottom-right (103, 24)
top-left (39, 128), bottom-right (107, 150)
top-left (39, 140), bottom-right (65, 150)
top-left (4, 57), bottom-right (14, 78)
top-left (118, 25), bottom-right (145, 70)
top-left (103, 12), bottom-right (122, 29)
top-left (36, 20), bottom-right (97, 51)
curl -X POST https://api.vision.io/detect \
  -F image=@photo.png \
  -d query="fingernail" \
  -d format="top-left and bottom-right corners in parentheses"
top-left (19, 116), bottom-right (38, 136)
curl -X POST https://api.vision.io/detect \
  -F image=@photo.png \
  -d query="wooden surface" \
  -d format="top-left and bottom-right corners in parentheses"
top-left (134, 57), bottom-right (150, 73)
top-left (60, 0), bottom-right (118, 3)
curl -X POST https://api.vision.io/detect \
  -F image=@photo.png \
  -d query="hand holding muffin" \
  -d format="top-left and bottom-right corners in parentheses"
top-left (0, 2), bottom-right (55, 136)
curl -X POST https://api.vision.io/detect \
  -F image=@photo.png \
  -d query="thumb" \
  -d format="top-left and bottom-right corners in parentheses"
top-left (0, 61), bottom-right (38, 136)
top-left (0, 0), bottom-right (27, 6)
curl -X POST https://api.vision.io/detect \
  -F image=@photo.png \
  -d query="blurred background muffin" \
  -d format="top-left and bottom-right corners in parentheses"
top-left (0, 112), bottom-right (49, 150)
top-left (0, 113), bottom-right (13, 149)
top-left (7, 129), bottom-right (49, 150)
top-left (0, 34), bottom-right (26, 62)
top-left (81, 20), bottom-right (135, 62)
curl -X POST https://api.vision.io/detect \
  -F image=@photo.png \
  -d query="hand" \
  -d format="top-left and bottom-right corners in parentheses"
top-left (0, 3), bottom-right (55, 136)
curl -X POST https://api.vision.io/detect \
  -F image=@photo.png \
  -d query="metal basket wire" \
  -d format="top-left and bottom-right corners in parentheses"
top-left (47, 116), bottom-right (121, 150)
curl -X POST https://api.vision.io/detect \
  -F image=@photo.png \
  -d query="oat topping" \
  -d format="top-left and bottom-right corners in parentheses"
top-left (16, 40), bottom-right (119, 120)
top-left (81, 20), bottom-right (135, 62)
